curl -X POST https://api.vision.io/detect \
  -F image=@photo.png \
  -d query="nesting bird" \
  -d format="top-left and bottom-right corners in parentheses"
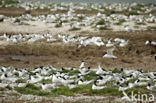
top-left (103, 47), bottom-right (117, 58)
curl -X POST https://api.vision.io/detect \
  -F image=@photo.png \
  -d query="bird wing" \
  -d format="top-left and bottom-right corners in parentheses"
top-left (107, 48), bottom-right (114, 56)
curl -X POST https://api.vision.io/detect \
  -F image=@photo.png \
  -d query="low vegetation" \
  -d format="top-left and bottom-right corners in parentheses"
top-left (69, 27), bottom-right (81, 31)
top-left (0, 87), bottom-right (5, 91)
top-left (40, 79), bottom-right (52, 84)
top-left (11, 69), bottom-right (151, 97)
top-left (0, 0), bottom-right (19, 5)
top-left (55, 23), bottom-right (62, 28)
top-left (96, 19), bottom-right (106, 25)
top-left (51, 85), bottom-right (122, 96)
top-left (15, 79), bottom-right (27, 83)
top-left (115, 19), bottom-right (126, 25)
top-left (13, 82), bottom-right (151, 97)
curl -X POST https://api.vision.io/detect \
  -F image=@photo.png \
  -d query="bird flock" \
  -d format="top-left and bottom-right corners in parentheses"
top-left (0, 60), bottom-right (156, 95)
top-left (0, 2), bottom-right (156, 31)
top-left (0, 33), bottom-right (155, 59)
top-left (0, 33), bottom-right (129, 48)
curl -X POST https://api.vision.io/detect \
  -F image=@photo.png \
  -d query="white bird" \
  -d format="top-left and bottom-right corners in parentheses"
top-left (0, 66), bottom-right (7, 72)
top-left (121, 91), bottom-right (131, 101)
top-left (128, 82), bottom-right (137, 88)
top-left (134, 80), bottom-right (148, 86)
top-left (17, 83), bottom-right (27, 87)
top-left (28, 75), bottom-right (42, 84)
top-left (96, 65), bottom-right (106, 75)
top-left (103, 48), bottom-right (117, 58)
top-left (147, 83), bottom-right (156, 91)
top-left (80, 60), bottom-right (85, 69)
top-left (68, 84), bottom-right (77, 89)
top-left (92, 81), bottom-right (106, 90)
top-left (0, 83), bottom-right (8, 88)
top-left (119, 40), bottom-right (129, 47)
top-left (61, 78), bottom-right (74, 86)
top-left (52, 74), bottom-right (62, 86)
top-left (97, 76), bottom-right (112, 85)
top-left (145, 40), bottom-right (156, 46)
top-left (41, 83), bottom-right (55, 90)
top-left (0, 73), bottom-right (7, 80)
top-left (0, 73), bottom-right (17, 83)
top-left (119, 86), bottom-right (129, 91)
top-left (138, 77), bottom-right (151, 81)
top-left (78, 79), bottom-right (93, 85)
top-left (106, 39), bottom-right (114, 47)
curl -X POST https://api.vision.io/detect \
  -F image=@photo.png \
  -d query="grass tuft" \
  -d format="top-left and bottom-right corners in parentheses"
top-left (96, 19), bottom-right (106, 25)
top-left (0, 87), bottom-right (5, 91)
top-left (69, 70), bottom-right (79, 76)
top-left (40, 79), bottom-right (52, 84)
top-left (69, 27), bottom-right (81, 31)
top-left (112, 68), bottom-right (122, 73)
top-left (84, 71), bottom-right (97, 80)
top-left (25, 83), bottom-right (41, 90)
top-left (15, 79), bottom-right (26, 83)
top-left (14, 72), bottom-right (19, 77)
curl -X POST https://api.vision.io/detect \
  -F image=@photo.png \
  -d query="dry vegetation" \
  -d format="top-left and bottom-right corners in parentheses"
top-left (0, 7), bottom-right (68, 16)
top-left (0, 31), bottom-right (155, 70)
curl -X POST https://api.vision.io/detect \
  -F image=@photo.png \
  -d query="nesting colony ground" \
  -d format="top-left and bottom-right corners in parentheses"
top-left (0, 1), bottom-right (156, 103)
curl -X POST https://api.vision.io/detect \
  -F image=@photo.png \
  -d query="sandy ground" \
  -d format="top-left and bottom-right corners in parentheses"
top-left (0, 21), bottom-right (96, 35)
top-left (0, 20), bottom-right (156, 34)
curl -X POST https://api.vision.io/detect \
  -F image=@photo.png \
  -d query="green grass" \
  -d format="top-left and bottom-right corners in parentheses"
top-left (40, 79), bottom-right (52, 84)
top-left (14, 81), bottom-right (122, 97)
top-left (127, 78), bottom-right (138, 83)
top-left (125, 85), bottom-right (151, 96)
top-left (105, 80), bottom-right (117, 87)
top-left (91, 87), bottom-right (122, 96)
top-left (13, 72), bottom-right (150, 97)
top-left (1, 0), bottom-right (19, 5)
top-left (14, 83), bottom-right (50, 96)
top-left (55, 23), bottom-right (62, 28)
top-left (69, 70), bottom-right (79, 76)
top-left (96, 19), bottom-right (106, 25)
top-left (69, 27), bottom-right (81, 31)
top-left (121, 78), bottom-right (138, 87)
top-left (84, 71), bottom-right (97, 80)
top-left (15, 87), bottom-right (50, 96)
top-left (112, 68), bottom-right (122, 73)
top-left (50, 70), bottom-right (57, 74)
top-left (128, 11), bottom-right (139, 16)
top-left (0, 87), bottom-right (5, 91)
top-left (15, 79), bottom-right (26, 83)
top-left (25, 83), bottom-right (41, 90)
top-left (52, 85), bottom-right (122, 96)
top-left (51, 86), bottom-right (74, 96)
top-left (14, 72), bottom-right (19, 77)
top-left (147, 26), bottom-right (156, 30)
top-left (61, 68), bottom-right (70, 73)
